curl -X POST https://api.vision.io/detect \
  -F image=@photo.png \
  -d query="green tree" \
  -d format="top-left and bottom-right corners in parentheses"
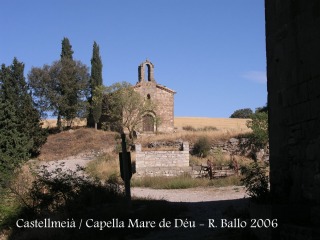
top-left (247, 111), bottom-right (268, 148)
top-left (60, 37), bottom-right (74, 60)
top-left (0, 61), bottom-right (37, 189)
top-left (28, 38), bottom-right (90, 130)
top-left (103, 82), bottom-right (158, 139)
top-left (230, 108), bottom-right (253, 118)
top-left (10, 58), bottom-right (47, 156)
top-left (0, 100), bottom-right (30, 189)
top-left (88, 41), bottom-right (103, 129)
top-left (92, 85), bottom-right (104, 130)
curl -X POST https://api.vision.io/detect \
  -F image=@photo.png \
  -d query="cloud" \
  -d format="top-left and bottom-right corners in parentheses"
top-left (242, 71), bottom-right (267, 84)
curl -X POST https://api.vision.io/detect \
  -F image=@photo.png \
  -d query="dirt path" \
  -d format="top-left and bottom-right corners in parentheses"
top-left (131, 186), bottom-right (248, 202)
top-left (37, 158), bottom-right (251, 239)
top-left (130, 187), bottom-right (249, 240)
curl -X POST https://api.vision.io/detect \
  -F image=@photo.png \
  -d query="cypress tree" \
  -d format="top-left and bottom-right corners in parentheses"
top-left (58, 37), bottom-right (78, 129)
top-left (88, 41), bottom-right (103, 129)
top-left (0, 63), bottom-right (30, 189)
top-left (11, 59), bottom-right (47, 156)
top-left (60, 37), bottom-right (74, 60)
top-left (57, 37), bottom-right (75, 129)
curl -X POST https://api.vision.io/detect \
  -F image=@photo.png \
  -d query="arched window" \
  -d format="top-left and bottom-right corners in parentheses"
top-left (144, 64), bottom-right (151, 81)
top-left (147, 94), bottom-right (151, 99)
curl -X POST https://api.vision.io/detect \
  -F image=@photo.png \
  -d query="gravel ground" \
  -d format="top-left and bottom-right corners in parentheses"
top-left (131, 186), bottom-right (248, 202)
top-left (130, 187), bottom-right (250, 240)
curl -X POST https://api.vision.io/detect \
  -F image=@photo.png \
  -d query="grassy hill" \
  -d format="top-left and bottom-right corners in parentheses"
top-left (38, 117), bottom-right (251, 161)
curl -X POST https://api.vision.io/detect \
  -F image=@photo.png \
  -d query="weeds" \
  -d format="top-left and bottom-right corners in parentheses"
top-left (241, 161), bottom-right (270, 202)
top-left (182, 125), bottom-right (197, 131)
top-left (85, 153), bottom-right (121, 182)
top-left (0, 163), bottom-right (188, 240)
top-left (182, 125), bottom-right (218, 132)
top-left (131, 175), bottom-right (242, 189)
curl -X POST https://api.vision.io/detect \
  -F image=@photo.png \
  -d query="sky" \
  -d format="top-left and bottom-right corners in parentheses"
top-left (0, 0), bottom-right (267, 118)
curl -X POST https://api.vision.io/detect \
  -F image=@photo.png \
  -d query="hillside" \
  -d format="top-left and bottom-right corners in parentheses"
top-left (38, 117), bottom-right (250, 161)
top-left (38, 128), bottom-right (117, 161)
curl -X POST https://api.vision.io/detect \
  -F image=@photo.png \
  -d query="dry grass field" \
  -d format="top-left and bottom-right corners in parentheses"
top-left (174, 117), bottom-right (250, 132)
top-left (41, 118), bottom-right (87, 128)
top-left (42, 117), bottom-right (250, 132)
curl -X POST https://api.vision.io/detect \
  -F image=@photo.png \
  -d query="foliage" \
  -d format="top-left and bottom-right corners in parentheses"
top-left (182, 125), bottom-right (196, 131)
top-left (241, 161), bottom-right (270, 202)
top-left (20, 164), bottom-right (123, 216)
top-left (183, 125), bottom-right (217, 132)
top-left (246, 111), bottom-right (268, 148)
top-left (0, 58), bottom-right (46, 190)
top-left (230, 108), bottom-right (253, 118)
top-left (86, 153), bottom-right (120, 182)
top-left (102, 82), bottom-right (158, 139)
top-left (28, 40), bottom-right (90, 130)
top-left (131, 175), bottom-right (242, 189)
top-left (60, 37), bottom-right (74, 60)
top-left (199, 126), bottom-right (218, 131)
top-left (1, 164), bottom-right (185, 239)
top-left (0, 100), bottom-right (30, 190)
top-left (88, 41), bottom-right (103, 129)
top-left (91, 85), bottom-right (104, 130)
top-left (192, 136), bottom-right (211, 158)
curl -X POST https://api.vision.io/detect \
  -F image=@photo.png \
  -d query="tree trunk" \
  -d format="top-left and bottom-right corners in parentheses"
top-left (57, 114), bottom-right (62, 131)
top-left (95, 122), bottom-right (97, 130)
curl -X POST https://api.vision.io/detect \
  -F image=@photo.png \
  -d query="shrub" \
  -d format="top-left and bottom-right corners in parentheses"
top-left (241, 162), bottom-right (270, 202)
top-left (230, 108), bottom-right (253, 118)
top-left (182, 125), bottom-right (217, 132)
top-left (23, 164), bottom-right (123, 216)
top-left (182, 125), bottom-right (196, 131)
top-left (246, 111), bottom-right (268, 149)
top-left (192, 136), bottom-right (211, 158)
top-left (198, 126), bottom-right (218, 131)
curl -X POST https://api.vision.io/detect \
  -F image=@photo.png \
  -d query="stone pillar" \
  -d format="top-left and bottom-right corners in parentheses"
top-left (182, 142), bottom-right (189, 152)
top-left (135, 144), bottom-right (141, 152)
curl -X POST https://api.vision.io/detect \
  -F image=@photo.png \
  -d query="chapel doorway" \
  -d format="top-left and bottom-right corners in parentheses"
top-left (143, 114), bottom-right (154, 132)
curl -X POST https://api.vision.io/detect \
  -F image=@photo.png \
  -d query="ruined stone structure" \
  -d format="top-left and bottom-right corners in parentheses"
top-left (266, 1), bottom-right (320, 238)
top-left (135, 142), bottom-right (190, 177)
top-left (134, 60), bottom-right (176, 133)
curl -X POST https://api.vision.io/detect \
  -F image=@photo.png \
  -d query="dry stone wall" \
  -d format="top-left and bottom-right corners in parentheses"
top-left (135, 142), bottom-right (191, 177)
top-left (146, 138), bottom-right (269, 161)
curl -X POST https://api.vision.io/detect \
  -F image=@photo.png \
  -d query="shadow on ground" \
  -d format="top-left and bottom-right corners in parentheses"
top-left (2, 166), bottom-right (258, 240)
top-left (6, 198), bottom-right (259, 240)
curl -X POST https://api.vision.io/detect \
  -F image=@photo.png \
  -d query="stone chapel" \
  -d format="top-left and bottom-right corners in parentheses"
top-left (134, 60), bottom-right (176, 133)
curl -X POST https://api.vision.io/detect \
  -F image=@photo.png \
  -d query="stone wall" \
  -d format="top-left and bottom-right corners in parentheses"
top-left (135, 142), bottom-right (191, 177)
top-left (266, 0), bottom-right (320, 239)
top-left (146, 138), bottom-right (269, 161)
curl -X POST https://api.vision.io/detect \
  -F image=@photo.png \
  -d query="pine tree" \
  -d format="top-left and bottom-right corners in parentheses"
top-left (88, 41), bottom-right (103, 129)
top-left (28, 39), bottom-right (89, 131)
